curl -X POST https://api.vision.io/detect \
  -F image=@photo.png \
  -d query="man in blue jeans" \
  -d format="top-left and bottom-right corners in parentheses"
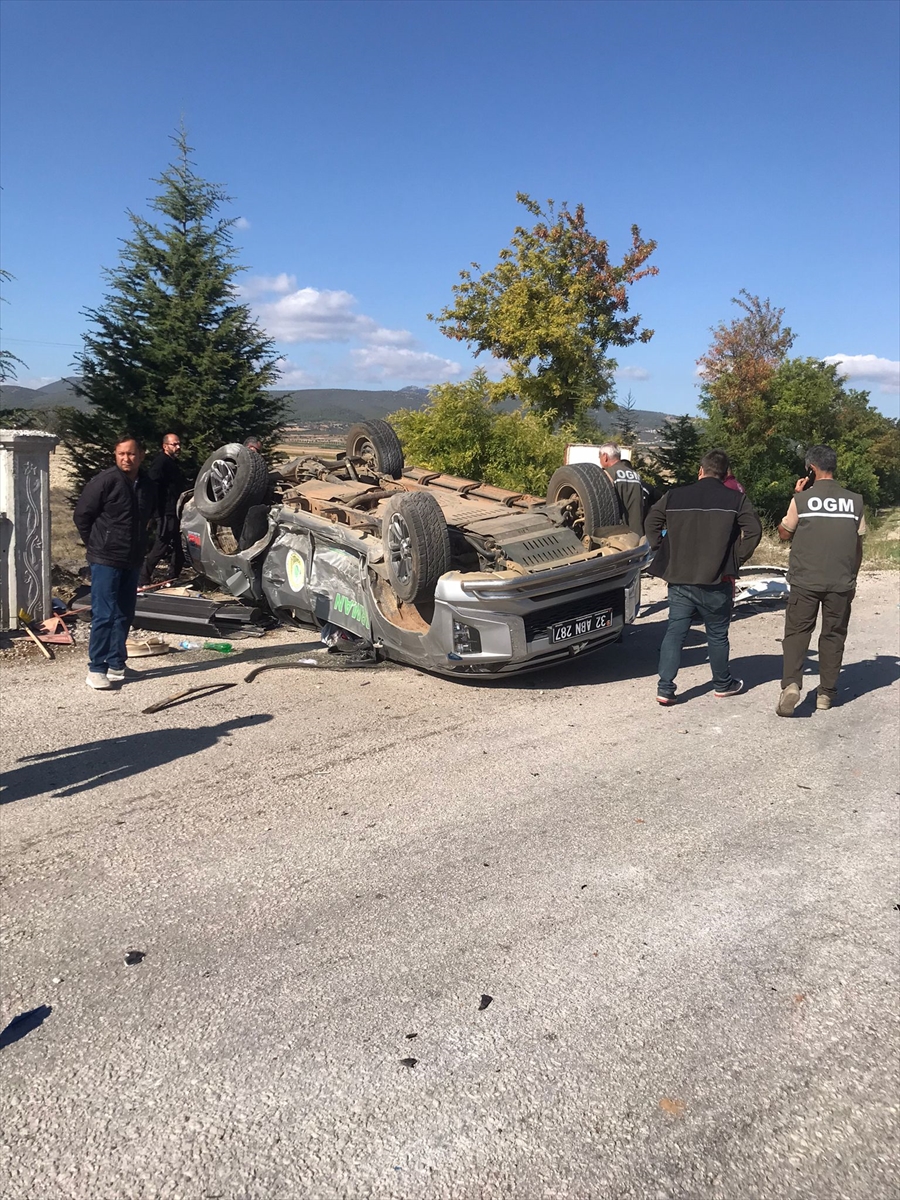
top-left (73, 435), bottom-right (155, 690)
top-left (644, 449), bottom-right (762, 705)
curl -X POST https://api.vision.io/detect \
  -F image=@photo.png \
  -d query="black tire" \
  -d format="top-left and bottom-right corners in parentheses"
top-left (546, 463), bottom-right (620, 534)
top-left (383, 491), bottom-right (451, 603)
top-left (346, 420), bottom-right (404, 479)
top-left (194, 444), bottom-right (270, 522)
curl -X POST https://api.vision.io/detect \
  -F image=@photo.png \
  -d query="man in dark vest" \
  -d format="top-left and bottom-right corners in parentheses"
top-left (599, 443), bottom-right (649, 536)
top-left (645, 449), bottom-right (761, 705)
top-left (775, 445), bottom-right (866, 716)
top-left (74, 435), bottom-right (155, 689)
top-left (139, 432), bottom-right (188, 588)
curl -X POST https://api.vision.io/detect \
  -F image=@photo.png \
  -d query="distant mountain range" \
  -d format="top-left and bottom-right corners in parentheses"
top-left (1, 377), bottom-right (673, 434)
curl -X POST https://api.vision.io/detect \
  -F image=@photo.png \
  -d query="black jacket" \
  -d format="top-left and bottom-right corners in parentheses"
top-left (147, 450), bottom-right (188, 517)
top-left (604, 462), bottom-right (649, 536)
top-left (73, 467), bottom-right (156, 569)
top-left (644, 476), bottom-right (762, 584)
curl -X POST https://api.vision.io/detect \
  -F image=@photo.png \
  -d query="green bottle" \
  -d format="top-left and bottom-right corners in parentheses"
top-left (202, 640), bottom-right (233, 654)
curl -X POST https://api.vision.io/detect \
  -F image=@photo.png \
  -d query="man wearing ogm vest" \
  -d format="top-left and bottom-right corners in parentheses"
top-left (776, 445), bottom-right (866, 716)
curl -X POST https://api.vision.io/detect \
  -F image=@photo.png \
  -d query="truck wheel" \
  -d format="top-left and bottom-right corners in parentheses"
top-left (546, 463), bottom-right (619, 535)
top-left (194, 444), bottom-right (270, 522)
top-left (383, 491), bottom-right (451, 603)
top-left (346, 421), bottom-right (404, 479)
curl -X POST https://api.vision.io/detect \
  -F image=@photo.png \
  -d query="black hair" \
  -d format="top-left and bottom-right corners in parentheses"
top-left (114, 433), bottom-right (144, 450)
top-left (700, 449), bottom-right (729, 479)
top-left (805, 445), bottom-right (837, 475)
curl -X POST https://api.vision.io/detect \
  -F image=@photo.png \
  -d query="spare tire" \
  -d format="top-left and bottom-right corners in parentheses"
top-left (546, 463), bottom-right (620, 535)
top-left (346, 420), bottom-right (404, 479)
top-left (383, 491), bottom-right (451, 604)
top-left (194, 443), bottom-right (270, 522)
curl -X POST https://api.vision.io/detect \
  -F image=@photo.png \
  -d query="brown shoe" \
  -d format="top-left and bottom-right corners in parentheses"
top-left (776, 683), bottom-right (801, 717)
top-left (816, 693), bottom-right (833, 711)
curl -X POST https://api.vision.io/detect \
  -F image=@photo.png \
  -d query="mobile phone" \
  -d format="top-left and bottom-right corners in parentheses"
top-left (802, 467), bottom-right (816, 490)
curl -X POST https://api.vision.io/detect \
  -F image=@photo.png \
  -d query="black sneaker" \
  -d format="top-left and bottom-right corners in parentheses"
top-left (656, 693), bottom-right (676, 706)
top-left (714, 679), bottom-right (744, 698)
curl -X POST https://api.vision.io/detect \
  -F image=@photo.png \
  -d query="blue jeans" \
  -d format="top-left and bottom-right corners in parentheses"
top-left (88, 564), bottom-right (140, 675)
top-left (657, 582), bottom-right (735, 697)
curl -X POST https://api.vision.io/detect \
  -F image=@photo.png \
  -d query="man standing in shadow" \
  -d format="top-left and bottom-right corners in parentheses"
top-left (139, 432), bottom-right (189, 589)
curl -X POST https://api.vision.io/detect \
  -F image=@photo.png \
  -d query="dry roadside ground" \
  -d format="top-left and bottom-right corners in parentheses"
top-left (1, 572), bottom-right (898, 1200)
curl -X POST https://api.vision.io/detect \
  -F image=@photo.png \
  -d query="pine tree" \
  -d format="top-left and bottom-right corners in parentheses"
top-left (651, 415), bottom-right (704, 487)
top-left (612, 390), bottom-right (640, 448)
top-left (60, 130), bottom-right (283, 492)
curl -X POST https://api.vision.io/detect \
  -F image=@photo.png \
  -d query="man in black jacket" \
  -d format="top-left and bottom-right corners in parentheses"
top-left (139, 432), bottom-right (188, 588)
top-left (599, 443), bottom-right (649, 536)
top-left (645, 449), bottom-right (762, 705)
top-left (73, 435), bottom-right (155, 690)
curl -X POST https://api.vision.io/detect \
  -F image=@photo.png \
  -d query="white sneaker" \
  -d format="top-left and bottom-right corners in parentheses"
top-left (86, 672), bottom-right (113, 690)
top-left (106, 666), bottom-right (139, 682)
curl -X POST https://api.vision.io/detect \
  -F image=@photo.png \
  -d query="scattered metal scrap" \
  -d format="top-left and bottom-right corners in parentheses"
top-left (735, 565), bottom-right (790, 605)
top-left (243, 660), bottom-right (317, 684)
top-left (141, 682), bottom-right (238, 714)
top-left (132, 592), bottom-right (272, 638)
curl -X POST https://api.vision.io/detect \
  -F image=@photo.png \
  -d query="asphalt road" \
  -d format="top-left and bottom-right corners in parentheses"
top-left (1, 574), bottom-right (898, 1200)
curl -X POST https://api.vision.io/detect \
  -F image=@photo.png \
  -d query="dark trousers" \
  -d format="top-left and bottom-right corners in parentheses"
top-left (139, 514), bottom-right (185, 586)
top-left (781, 586), bottom-right (854, 698)
top-left (88, 564), bottom-right (140, 674)
top-left (657, 582), bottom-right (735, 697)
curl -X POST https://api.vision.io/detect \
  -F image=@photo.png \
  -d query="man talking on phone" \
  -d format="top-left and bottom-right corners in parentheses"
top-left (775, 445), bottom-right (866, 716)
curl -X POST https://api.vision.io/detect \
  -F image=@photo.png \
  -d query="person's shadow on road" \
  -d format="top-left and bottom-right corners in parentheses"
top-left (0, 714), bottom-right (273, 805)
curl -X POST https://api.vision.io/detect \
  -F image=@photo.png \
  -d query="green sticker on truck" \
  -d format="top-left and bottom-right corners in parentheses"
top-left (332, 592), bottom-right (371, 631)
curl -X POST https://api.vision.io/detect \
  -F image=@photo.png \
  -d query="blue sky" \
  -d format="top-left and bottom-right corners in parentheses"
top-left (1, 0), bottom-right (898, 417)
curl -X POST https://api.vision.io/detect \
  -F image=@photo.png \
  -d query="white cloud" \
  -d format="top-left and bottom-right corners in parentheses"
top-left (615, 365), bottom-right (650, 381)
top-left (823, 353), bottom-right (900, 394)
top-left (276, 358), bottom-right (319, 389)
top-left (350, 346), bottom-right (463, 384)
top-left (240, 273), bottom-right (297, 300)
top-left (16, 376), bottom-right (57, 389)
top-left (234, 216), bottom-right (251, 230)
top-left (247, 276), bottom-right (463, 384)
top-left (257, 287), bottom-right (376, 343)
top-left (366, 326), bottom-right (416, 348)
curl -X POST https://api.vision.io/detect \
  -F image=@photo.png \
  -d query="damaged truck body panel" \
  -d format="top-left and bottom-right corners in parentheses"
top-left (180, 422), bottom-right (649, 677)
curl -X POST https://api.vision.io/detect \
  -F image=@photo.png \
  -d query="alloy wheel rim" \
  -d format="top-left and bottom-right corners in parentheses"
top-left (387, 512), bottom-right (413, 585)
top-left (209, 457), bottom-right (237, 502)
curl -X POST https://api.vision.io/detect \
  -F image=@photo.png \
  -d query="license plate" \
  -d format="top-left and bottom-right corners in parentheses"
top-left (550, 607), bottom-right (613, 643)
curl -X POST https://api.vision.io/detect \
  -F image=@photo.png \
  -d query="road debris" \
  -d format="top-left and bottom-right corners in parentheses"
top-left (142, 682), bottom-right (238, 714)
top-left (399, 1057), bottom-right (418, 1068)
top-left (126, 636), bottom-right (171, 657)
top-left (23, 623), bottom-right (53, 659)
top-left (478, 994), bottom-right (493, 1011)
top-left (244, 661), bottom-right (318, 683)
top-left (659, 1097), bottom-right (686, 1118)
top-left (124, 950), bottom-right (146, 965)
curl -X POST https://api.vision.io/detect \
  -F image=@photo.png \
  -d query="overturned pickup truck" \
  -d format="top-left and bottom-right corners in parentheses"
top-left (180, 422), bottom-right (649, 677)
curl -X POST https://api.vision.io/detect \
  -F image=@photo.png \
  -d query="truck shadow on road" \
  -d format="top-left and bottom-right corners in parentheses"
top-left (0, 714), bottom-right (273, 805)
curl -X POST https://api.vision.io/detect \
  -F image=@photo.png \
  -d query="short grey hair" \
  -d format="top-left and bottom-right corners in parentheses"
top-left (805, 445), bottom-right (837, 475)
top-left (599, 443), bottom-right (620, 460)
